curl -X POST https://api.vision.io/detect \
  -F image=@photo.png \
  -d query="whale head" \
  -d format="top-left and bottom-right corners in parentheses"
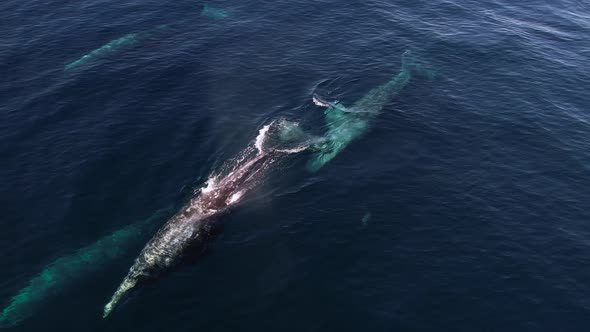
top-left (103, 278), bottom-right (137, 318)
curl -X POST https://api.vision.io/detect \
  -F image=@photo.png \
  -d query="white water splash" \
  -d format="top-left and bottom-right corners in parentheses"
top-left (227, 191), bottom-right (244, 204)
top-left (275, 145), bottom-right (309, 153)
top-left (201, 177), bottom-right (218, 194)
top-left (255, 123), bottom-right (272, 153)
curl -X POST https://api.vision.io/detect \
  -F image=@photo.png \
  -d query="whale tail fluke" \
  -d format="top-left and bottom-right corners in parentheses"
top-left (401, 50), bottom-right (436, 79)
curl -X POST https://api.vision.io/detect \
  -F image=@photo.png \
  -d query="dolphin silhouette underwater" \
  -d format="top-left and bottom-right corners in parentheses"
top-left (103, 120), bottom-right (313, 317)
top-left (0, 208), bottom-right (171, 328)
top-left (303, 50), bottom-right (432, 172)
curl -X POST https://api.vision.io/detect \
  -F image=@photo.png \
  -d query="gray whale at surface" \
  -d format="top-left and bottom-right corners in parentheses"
top-left (103, 120), bottom-right (311, 317)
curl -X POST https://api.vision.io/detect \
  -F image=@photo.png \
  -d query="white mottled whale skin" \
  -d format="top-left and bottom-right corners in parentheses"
top-left (103, 121), bottom-right (308, 317)
top-left (104, 154), bottom-right (267, 317)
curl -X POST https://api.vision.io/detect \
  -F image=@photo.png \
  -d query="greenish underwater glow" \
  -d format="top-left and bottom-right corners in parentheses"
top-left (0, 208), bottom-right (171, 328)
top-left (361, 212), bottom-right (371, 227)
top-left (305, 51), bottom-right (433, 172)
top-left (64, 31), bottom-right (145, 71)
top-left (64, 4), bottom-right (228, 71)
top-left (201, 4), bottom-right (230, 19)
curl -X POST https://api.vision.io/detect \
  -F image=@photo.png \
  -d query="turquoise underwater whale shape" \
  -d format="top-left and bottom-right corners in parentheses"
top-left (0, 208), bottom-right (171, 328)
top-left (64, 4), bottom-right (230, 72)
top-left (304, 50), bottom-right (433, 172)
top-left (64, 24), bottom-right (168, 72)
top-left (201, 4), bottom-right (230, 19)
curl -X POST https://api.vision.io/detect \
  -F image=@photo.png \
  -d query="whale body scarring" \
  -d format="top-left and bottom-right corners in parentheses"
top-left (103, 120), bottom-right (310, 317)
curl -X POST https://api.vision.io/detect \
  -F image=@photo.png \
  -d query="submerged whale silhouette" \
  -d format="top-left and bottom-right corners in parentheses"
top-left (64, 24), bottom-right (168, 72)
top-left (103, 120), bottom-right (311, 317)
top-left (201, 4), bottom-right (230, 19)
top-left (64, 4), bottom-right (230, 72)
top-left (305, 50), bottom-right (432, 172)
top-left (0, 208), bottom-right (171, 328)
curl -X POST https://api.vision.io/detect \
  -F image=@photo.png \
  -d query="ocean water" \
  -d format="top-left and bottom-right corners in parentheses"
top-left (2, 0), bottom-right (590, 331)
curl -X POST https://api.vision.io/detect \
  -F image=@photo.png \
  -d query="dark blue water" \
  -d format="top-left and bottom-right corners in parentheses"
top-left (2, 0), bottom-right (590, 330)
